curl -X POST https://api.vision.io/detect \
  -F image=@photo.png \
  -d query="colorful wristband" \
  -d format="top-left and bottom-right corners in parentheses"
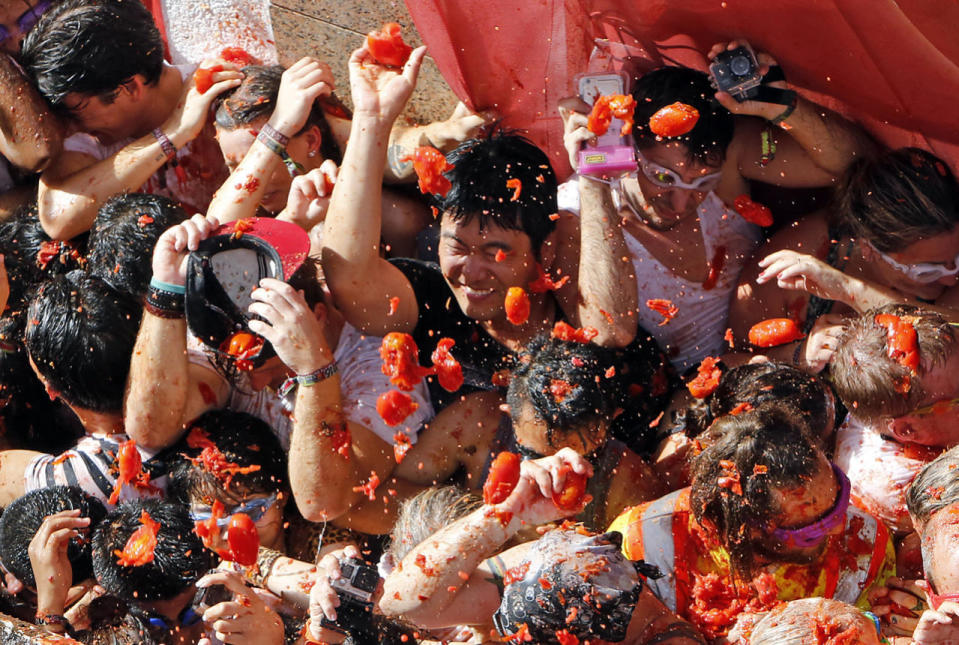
top-left (256, 130), bottom-right (305, 178)
top-left (151, 128), bottom-right (177, 161)
top-left (261, 122), bottom-right (290, 147)
top-left (148, 277), bottom-right (186, 294)
top-left (278, 361), bottom-right (338, 396)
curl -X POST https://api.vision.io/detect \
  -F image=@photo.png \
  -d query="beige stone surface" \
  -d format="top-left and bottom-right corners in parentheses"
top-left (269, 2), bottom-right (458, 124)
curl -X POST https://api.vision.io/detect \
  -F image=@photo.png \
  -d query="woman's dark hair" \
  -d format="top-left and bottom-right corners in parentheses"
top-left (88, 193), bottom-right (189, 299)
top-left (25, 271), bottom-right (141, 412)
top-left (213, 65), bottom-right (342, 164)
top-left (630, 67), bottom-right (735, 166)
top-left (20, 0), bottom-right (164, 109)
top-left (0, 486), bottom-right (107, 588)
top-left (678, 361), bottom-right (840, 443)
top-left (91, 499), bottom-right (214, 603)
top-left (439, 130), bottom-right (559, 253)
top-left (835, 147), bottom-right (959, 253)
top-left (166, 410), bottom-right (288, 504)
top-left (690, 403), bottom-right (823, 579)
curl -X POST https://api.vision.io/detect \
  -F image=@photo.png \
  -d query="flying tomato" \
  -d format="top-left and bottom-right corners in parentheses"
top-left (505, 287), bottom-right (530, 325)
top-left (648, 102), bottom-right (700, 138)
top-left (748, 318), bottom-right (805, 348)
top-left (376, 389), bottom-right (419, 427)
top-left (430, 338), bottom-right (463, 392)
top-left (402, 145), bottom-right (454, 197)
top-left (733, 194), bottom-right (774, 227)
top-left (687, 356), bottom-right (722, 399)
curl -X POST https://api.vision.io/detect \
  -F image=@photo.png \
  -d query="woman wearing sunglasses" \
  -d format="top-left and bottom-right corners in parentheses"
top-left (558, 39), bottom-right (870, 372)
top-left (609, 403), bottom-right (895, 642)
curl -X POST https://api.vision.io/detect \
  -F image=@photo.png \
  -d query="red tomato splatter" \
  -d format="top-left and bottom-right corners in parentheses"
top-left (505, 287), bottom-right (530, 325)
top-left (753, 464), bottom-right (769, 475)
top-left (366, 22), bottom-right (413, 67)
top-left (483, 452), bottom-right (521, 505)
top-left (186, 428), bottom-right (262, 489)
top-left (393, 432), bottom-right (412, 464)
top-left (352, 471), bottom-right (381, 501)
top-left (555, 630), bottom-right (580, 645)
top-left (114, 510), bottom-right (160, 567)
top-left (137, 215), bottom-right (154, 228)
top-left (874, 313), bottom-right (920, 372)
top-left (193, 64), bottom-right (223, 94)
top-left (387, 296), bottom-right (400, 316)
top-left (550, 379), bottom-right (573, 402)
top-left (552, 465), bottom-right (588, 511)
top-left (376, 389), bottom-right (419, 426)
top-left (36, 240), bottom-right (61, 270)
top-left (495, 249), bottom-right (508, 262)
top-left (730, 402), bottom-right (754, 415)
top-left (528, 263), bottom-right (570, 293)
top-left (549, 213), bottom-right (561, 221)
top-left (503, 561), bottom-right (531, 586)
top-left (505, 623), bottom-right (533, 642)
top-left (599, 309), bottom-right (615, 324)
top-left (506, 178), bottom-right (522, 202)
top-left (219, 47), bottom-right (253, 67)
top-left (380, 332), bottom-right (432, 390)
top-left (227, 513), bottom-right (259, 566)
top-left (108, 440), bottom-right (156, 505)
top-left (219, 331), bottom-right (264, 371)
top-left (703, 245), bottom-right (726, 291)
top-left (587, 94), bottom-right (636, 137)
top-left (748, 318), bottom-right (805, 348)
top-left (235, 175), bottom-right (260, 193)
top-left (232, 217), bottom-right (255, 239)
top-left (687, 356), bottom-right (722, 399)
top-left (430, 337), bottom-right (463, 392)
top-left (648, 102), bottom-right (700, 138)
top-left (733, 194), bottom-right (774, 227)
top-left (646, 298), bottom-right (679, 326)
top-left (193, 499), bottom-right (223, 546)
top-left (551, 321), bottom-right (598, 344)
top-left (717, 459), bottom-right (743, 496)
top-left (402, 145), bottom-right (454, 197)
top-left (724, 328), bottom-right (735, 349)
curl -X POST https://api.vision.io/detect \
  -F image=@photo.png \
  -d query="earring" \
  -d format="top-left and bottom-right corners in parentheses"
top-left (308, 150), bottom-right (317, 158)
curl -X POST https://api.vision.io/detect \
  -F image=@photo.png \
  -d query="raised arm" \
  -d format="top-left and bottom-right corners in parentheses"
top-left (320, 44), bottom-right (426, 336)
top-left (206, 57), bottom-right (333, 224)
top-left (714, 40), bottom-right (875, 188)
top-left (124, 214), bottom-right (228, 452)
top-left (0, 54), bottom-right (62, 173)
top-left (38, 65), bottom-right (242, 240)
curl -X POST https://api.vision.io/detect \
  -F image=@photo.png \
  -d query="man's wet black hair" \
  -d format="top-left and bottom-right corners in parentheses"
top-left (167, 410), bottom-right (288, 504)
top-left (25, 271), bottom-right (141, 412)
top-left (213, 64), bottom-right (342, 164)
top-left (630, 67), bottom-right (735, 166)
top-left (74, 595), bottom-right (158, 645)
top-left (88, 193), bottom-right (189, 299)
top-left (439, 131), bottom-right (558, 252)
top-left (91, 499), bottom-right (214, 603)
top-left (20, 0), bottom-right (165, 109)
top-left (0, 486), bottom-right (106, 588)
top-left (507, 335), bottom-right (613, 448)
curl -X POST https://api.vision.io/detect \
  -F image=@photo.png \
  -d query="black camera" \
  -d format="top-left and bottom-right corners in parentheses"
top-left (709, 45), bottom-right (762, 101)
top-left (320, 558), bottom-right (379, 636)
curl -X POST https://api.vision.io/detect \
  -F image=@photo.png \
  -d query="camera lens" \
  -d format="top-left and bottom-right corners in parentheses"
top-left (729, 55), bottom-right (751, 76)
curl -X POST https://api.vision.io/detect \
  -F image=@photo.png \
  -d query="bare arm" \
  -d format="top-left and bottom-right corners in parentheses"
top-left (321, 45), bottom-right (426, 336)
top-left (0, 54), bottom-right (62, 173)
top-left (38, 65), bottom-right (242, 240)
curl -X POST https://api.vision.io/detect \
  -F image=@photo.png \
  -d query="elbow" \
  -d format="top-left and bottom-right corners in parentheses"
top-left (293, 489), bottom-right (353, 523)
top-left (594, 322), bottom-right (637, 349)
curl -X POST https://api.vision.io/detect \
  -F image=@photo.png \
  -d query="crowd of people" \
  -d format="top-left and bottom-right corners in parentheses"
top-left (0, 0), bottom-right (956, 643)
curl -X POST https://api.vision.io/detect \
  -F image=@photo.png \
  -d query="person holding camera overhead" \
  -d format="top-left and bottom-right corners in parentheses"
top-left (557, 39), bottom-right (873, 373)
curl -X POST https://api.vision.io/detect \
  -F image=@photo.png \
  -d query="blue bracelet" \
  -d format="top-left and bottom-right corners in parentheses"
top-left (149, 277), bottom-right (186, 294)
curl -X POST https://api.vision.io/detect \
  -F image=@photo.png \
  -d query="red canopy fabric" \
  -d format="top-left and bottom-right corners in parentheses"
top-left (406, 0), bottom-right (959, 180)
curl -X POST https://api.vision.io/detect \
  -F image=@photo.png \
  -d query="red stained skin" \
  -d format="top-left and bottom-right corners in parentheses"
top-left (733, 194), bottom-right (774, 227)
top-left (687, 356), bottom-right (722, 399)
top-left (227, 513), bottom-right (260, 566)
top-left (748, 318), bottom-right (805, 348)
top-left (379, 332), bottom-right (432, 390)
top-left (376, 389), bottom-right (419, 426)
top-left (648, 102), bottom-right (700, 138)
top-left (483, 452), bottom-right (521, 505)
top-left (430, 337), bottom-right (463, 392)
top-left (506, 178), bottom-right (522, 202)
top-left (587, 94), bottom-right (636, 137)
top-left (366, 22), bottom-right (413, 68)
top-left (198, 382), bottom-right (217, 406)
top-left (505, 287), bottom-right (530, 325)
top-left (551, 321), bottom-right (598, 344)
top-left (114, 510), bottom-right (160, 567)
top-left (646, 298), bottom-right (679, 326)
top-left (703, 245), bottom-right (726, 291)
top-left (402, 145), bottom-right (453, 196)
top-left (528, 263), bottom-right (570, 293)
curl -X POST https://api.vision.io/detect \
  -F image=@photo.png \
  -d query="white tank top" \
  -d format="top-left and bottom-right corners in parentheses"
top-left (558, 178), bottom-right (761, 371)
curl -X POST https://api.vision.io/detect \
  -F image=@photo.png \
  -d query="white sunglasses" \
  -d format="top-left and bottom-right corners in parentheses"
top-left (633, 148), bottom-right (722, 192)
top-left (870, 242), bottom-right (959, 284)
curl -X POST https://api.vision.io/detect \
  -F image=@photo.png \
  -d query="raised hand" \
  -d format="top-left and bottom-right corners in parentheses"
top-left (348, 43), bottom-right (427, 124)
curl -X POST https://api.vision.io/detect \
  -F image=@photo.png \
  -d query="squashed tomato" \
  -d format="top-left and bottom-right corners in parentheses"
top-left (733, 194), bottom-right (774, 227)
top-left (402, 146), bottom-right (454, 197)
top-left (483, 452), bottom-right (521, 505)
top-left (874, 313), bottom-right (920, 372)
top-left (505, 287), bottom-right (530, 325)
top-left (226, 513), bottom-right (259, 567)
top-left (551, 321), bottom-right (598, 344)
top-left (108, 440), bottom-right (154, 505)
top-left (528, 263), bottom-right (570, 293)
top-left (646, 298), bottom-right (679, 326)
top-left (114, 510), bottom-right (160, 567)
top-left (193, 64), bottom-right (223, 94)
top-left (648, 102), bottom-right (700, 138)
top-left (552, 466), bottom-right (588, 511)
top-left (366, 22), bottom-right (413, 68)
top-left (687, 356), bottom-right (722, 399)
top-left (748, 318), bottom-right (805, 348)
top-left (219, 331), bottom-right (264, 371)
top-left (352, 471), bottom-right (381, 501)
top-left (377, 389), bottom-right (419, 427)
top-left (587, 94), bottom-right (636, 137)
top-left (430, 338), bottom-right (463, 392)
top-left (380, 332), bottom-right (432, 390)
top-left (506, 178), bottom-right (522, 202)
top-left (393, 432), bottom-right (412, 464)
top-left (219, 47), bottom-right (253, 67)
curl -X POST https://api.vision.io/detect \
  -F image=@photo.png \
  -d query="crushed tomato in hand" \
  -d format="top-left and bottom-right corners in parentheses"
top-left (366, 22), bottom-right (413, 68)
top-left (379, 332), bottom-right (432, 390)
top-left (430, 337), bottom-right (463, 392)
top-left (193, 64), bottom-right (224, 94)
top-left (748, 318), bottom-right (805, 348)
top-left (687, 356), bottom-right (722, 399)
top-left (114, 510), bottom-right (161, 567)
top-left (552, 465), bottom-right (588, 511)
top-left (646, 298), bottom-right (679, 326)
top-left (483, 452), bottom-right (521, 505)
top-left (648, 102), bottom-right (700, 138)
top-left (586, 94), bottom-right (636, 137)
top-left (733, 194), bottom-right (774, 227)
top-left (376, 389), bottom-right (419, 426)
top-left (402, 145), bottom-right (454, 197)
top-left (505, 287), bottom-right (530, 325)
top-left (551, 321), bottom-right (598, 344)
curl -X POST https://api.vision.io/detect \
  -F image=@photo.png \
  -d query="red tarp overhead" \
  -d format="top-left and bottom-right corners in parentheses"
top-left (405, 0), bottom-right (959, 180)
